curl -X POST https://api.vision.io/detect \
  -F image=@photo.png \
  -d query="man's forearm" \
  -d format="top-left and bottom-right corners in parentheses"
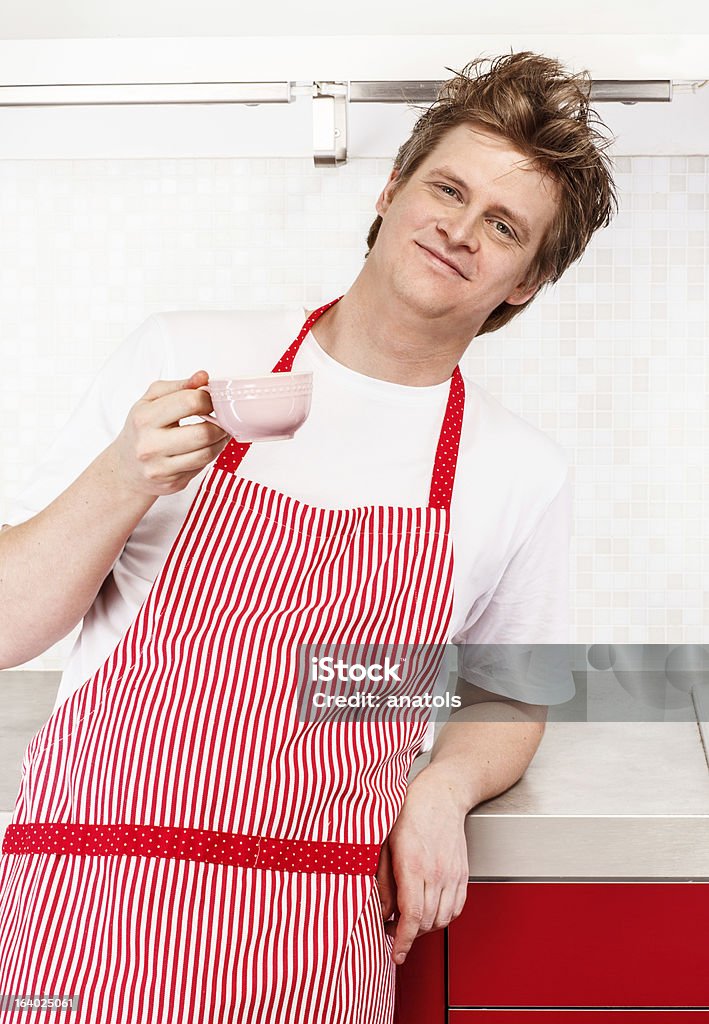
top-left (414, 702), bottom-right (547, 816)
top-left (0, 443), bottom-right (156, 669)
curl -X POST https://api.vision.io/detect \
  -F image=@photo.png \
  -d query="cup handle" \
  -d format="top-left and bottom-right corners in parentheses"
top-left (198, 412), bottom-right (222, 428)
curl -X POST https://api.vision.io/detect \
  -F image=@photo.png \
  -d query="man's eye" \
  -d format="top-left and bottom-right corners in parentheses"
top-left (490, 220), bottom-right (514, 239)
top-left (436, 184), bottom-right (460, 199)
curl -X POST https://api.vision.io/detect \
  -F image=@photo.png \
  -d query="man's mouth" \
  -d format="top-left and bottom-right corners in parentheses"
top-left (417, 243), bottom-right (465, 279)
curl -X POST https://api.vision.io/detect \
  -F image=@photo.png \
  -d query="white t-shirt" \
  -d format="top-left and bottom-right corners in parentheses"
top-left (5, 307), bottom-right (575, 752)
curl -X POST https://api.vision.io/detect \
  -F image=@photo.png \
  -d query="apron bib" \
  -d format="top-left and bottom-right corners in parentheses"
top-left (0, 297), bottom-right (465, 1024)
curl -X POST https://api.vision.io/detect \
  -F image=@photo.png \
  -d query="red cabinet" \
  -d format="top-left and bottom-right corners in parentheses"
top-left (395, 928), bottom-right (446, 1024)
top-left (394, 882), bottom-right (709, 1022)
top-left (448, 1013), bottom-right (709, 1022)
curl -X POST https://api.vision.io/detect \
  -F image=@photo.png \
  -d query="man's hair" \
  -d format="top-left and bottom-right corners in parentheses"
top-left (365, 51), bottom-right (618, 336)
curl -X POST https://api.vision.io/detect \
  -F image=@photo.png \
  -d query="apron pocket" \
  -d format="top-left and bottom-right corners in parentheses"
top-left (372, 878), bottom-right (396, 950)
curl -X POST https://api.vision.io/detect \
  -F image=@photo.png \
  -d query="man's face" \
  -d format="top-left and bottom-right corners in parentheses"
top-left (373, 123), bottom-right (560, 327)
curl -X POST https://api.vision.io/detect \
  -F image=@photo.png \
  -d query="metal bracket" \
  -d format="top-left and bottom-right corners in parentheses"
top-left (312, 81), bottom-right (348, 167)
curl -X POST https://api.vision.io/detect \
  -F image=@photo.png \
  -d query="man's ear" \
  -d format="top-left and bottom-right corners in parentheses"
top-left (505, 275), bottom-right (545, 307)
top-left (375, 168), bottom-right (401, 218)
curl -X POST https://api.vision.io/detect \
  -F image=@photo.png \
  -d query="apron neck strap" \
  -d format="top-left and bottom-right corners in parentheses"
top-left (427, 363), bottom-right (465, 511)
top-left (215, 296), bottom-right (466, 512)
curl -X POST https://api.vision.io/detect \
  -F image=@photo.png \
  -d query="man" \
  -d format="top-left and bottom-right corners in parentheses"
top-left (0, 51), bottom-right (616, 1022)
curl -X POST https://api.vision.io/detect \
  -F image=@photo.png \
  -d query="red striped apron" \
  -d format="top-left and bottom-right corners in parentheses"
top-left (0, 296), bottom-right (465, 1024)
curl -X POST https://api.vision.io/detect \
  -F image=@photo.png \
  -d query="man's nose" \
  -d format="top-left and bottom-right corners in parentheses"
top-left (437, 208), bottom-right (482, 252)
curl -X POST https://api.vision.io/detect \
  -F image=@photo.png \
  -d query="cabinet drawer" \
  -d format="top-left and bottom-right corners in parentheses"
top-left (448, 882), bottom-right (709, 1008)
top-left (449, 1013), bottom-right (709, 1022)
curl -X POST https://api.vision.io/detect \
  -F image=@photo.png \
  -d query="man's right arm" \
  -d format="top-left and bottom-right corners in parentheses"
top-left (0, 371), bottom-right (228, 669)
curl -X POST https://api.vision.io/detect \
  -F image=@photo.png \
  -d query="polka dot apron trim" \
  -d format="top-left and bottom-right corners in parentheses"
top-left (2, 823), bottom-right (382, 875)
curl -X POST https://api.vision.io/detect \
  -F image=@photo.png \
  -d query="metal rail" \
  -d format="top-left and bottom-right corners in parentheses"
top-left (0, 78), bottom-right (677, 165)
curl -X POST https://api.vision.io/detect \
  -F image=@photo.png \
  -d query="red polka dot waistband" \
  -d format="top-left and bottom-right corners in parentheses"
top-left (1, 823), bottom-right (381, 876)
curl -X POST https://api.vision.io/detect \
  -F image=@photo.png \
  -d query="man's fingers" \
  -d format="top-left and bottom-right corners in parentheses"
top-left (383, 912), bottom-right (400, 940)
top-left (151, 436), bottom-right (230, 478)
top-left (453, 880), bottom-right (469, 922)
top-left (391, 881), bottom-right (426, 965)
top-left (430, 885), bottom-right (460, 932)
top-left (143, 372), bottom-right (209, 401)
top-left (375, 840), bottom-right (397, 921)
top-left (156, 421), bottom-right (228, 458)
top-left (387, 882), bottom-right (468, 950)
top-left (391, 877), bottom-right (466, 964)
top-left (138, 384), bottom-right (215, 431)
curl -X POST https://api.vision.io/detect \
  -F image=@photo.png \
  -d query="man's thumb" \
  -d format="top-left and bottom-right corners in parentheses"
top-left (184, 370), bottom-right (209, 388)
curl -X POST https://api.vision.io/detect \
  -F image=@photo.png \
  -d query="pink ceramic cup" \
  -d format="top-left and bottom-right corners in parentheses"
top-left (199, 371), bottom-right (313, 442)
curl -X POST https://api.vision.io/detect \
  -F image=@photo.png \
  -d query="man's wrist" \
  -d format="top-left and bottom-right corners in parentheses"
top-left (409, 759), bottom-right (481, 818)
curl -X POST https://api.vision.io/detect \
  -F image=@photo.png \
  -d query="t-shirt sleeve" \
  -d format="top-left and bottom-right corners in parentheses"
top-left (2, 314), bottom-right (168, 527)
top-left (454, 470), bottom-right (575, 706)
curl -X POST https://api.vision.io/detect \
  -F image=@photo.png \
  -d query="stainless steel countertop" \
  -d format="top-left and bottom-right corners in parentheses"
top-left (412, 670), bottom-right (709, 878)
top-left (3, 671), bottom-right (709, 879)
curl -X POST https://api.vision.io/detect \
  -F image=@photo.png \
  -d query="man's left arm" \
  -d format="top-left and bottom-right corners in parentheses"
top-left (421, 675), bottom-right (548, 812)
top-left (377, 677), bottom-right (548, 964)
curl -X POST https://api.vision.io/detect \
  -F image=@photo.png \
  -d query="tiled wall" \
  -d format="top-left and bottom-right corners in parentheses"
top-left (0, 154), bottom-right (707, 669)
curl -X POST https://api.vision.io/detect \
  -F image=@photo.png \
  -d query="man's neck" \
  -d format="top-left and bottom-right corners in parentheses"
top-left (306, 276), bottom-right (477, 387)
